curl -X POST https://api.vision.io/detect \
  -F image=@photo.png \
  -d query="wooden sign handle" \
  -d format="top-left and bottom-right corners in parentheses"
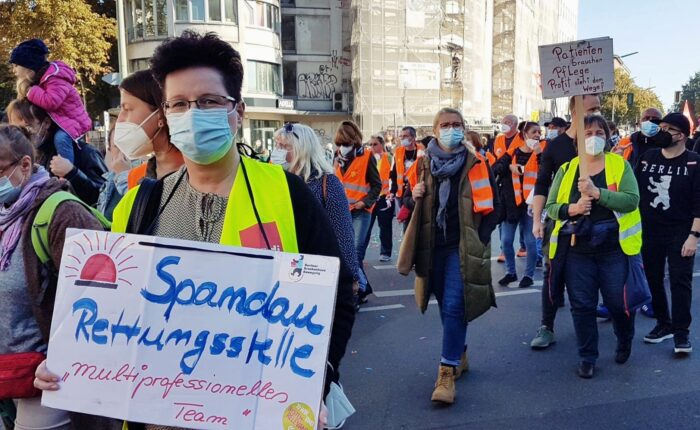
top-left (574, 95), bottom-right (588, 178)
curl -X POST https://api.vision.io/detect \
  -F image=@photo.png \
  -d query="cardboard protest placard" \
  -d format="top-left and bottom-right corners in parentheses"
top-left (43, 229), bottom-right (339, 430)
top-left (538, 37), bottom-right (614, 99)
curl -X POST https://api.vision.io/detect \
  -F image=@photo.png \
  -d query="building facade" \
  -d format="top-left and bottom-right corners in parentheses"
top-left (116, 0), bottom-right (350, 153)
top-left (491, 0), bottom-right (578, 121)
top-left (351, 0), bottom-right (494, 140)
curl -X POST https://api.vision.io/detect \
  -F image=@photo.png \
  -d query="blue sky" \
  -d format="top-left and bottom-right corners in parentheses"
top-left (578, 0), bottom-right (699, 110)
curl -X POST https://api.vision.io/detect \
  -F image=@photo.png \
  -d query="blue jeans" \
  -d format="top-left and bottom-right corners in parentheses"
top-left (352, 210), bottom-right (372, 265)
top-left (565, 249), bottom-right (635, 364)
top-left (430, 247), bottom-right (468, 366)
top-left (53, 129), bottom-right (75, 163)
top-left (501, 211), bottom-right (537, 278)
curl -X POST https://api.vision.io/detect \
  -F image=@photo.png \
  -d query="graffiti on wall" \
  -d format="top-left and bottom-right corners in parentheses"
top-left (298, 65), bottom-right (338, 99)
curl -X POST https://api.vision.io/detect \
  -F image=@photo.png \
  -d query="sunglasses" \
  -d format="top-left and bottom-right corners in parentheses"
top-left (283, 123), bottom-right (299, 139)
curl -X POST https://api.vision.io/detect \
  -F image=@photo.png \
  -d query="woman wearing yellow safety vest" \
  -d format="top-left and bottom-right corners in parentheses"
top-left (546, 114), bottom-right (641, 379)
top-left (401, 108), bottom-right (501, 405)
top-left (33, 31), bottom-right (354, 430)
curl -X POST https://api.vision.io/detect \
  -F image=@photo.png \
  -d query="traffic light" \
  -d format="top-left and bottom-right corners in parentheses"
top-left (626, 93), bottom-right (634, 109)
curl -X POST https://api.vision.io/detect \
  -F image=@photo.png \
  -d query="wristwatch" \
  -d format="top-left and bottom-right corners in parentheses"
top-left (691, 231), bottom-right (700, 238)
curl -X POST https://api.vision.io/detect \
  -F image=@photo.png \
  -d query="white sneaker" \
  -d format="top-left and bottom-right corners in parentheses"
top-left (379, 255), bottom-right (391, 262)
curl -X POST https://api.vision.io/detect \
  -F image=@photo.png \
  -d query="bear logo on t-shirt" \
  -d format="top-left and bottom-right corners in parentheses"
top-left (648, 175), bottom-right (672, 210)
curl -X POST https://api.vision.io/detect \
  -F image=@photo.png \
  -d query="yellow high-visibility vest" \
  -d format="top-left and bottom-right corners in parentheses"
top-left (549, 152), bottom-right (642, 259)
top-left (111, 157), bottom-right (298, 253)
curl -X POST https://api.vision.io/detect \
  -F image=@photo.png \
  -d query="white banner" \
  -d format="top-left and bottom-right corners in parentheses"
top-left (538, 37), bottom-right (614, 99)
top-left (43, 229), bottom-right (339, 430)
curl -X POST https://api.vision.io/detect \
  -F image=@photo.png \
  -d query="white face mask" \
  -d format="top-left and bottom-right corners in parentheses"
top-left (585, 136), bottom-right (606, 156)
top-left (270, 148), bottom-right (289, 168)
top-left (590, 110), bottom-right (602, 116)
top-left (500, 124), bottom-right (511, 134)
top-left (401, 138), bottom-right (411, 147)
top-left (373, 153), bottom-right (381, 161)
top-left (526, 138), bottom-right (539, 149)
top-left (113, 110), bottom-right (158, 160)
top-left (338, 145), bottom-right (354, 157)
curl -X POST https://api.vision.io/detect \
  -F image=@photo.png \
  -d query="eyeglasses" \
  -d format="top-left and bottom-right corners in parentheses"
top-left (163, 95), bottom-right (236, 113)
top-left (641, 116), bottom-right (661, 122)
top-left (439, 122), bottom-right (464, 129)
top-left (0, 160), bottom-right (18, 177)
top-left (283, 122), bottom-right (299, 139)
top-left (660, 125), bottom-right (681, 134)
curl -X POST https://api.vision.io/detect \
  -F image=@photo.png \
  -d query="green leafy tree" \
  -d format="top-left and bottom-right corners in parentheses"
top-left (601, 68), bottom-right (663, 127)
top-left (0, 0), bottom-right (116, 114)
top-left (676, 71), bottom-right (700, 114)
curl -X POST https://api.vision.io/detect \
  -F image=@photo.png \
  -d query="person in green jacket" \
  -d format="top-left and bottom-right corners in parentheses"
top-left (546, 114), bottom-right (641, 380)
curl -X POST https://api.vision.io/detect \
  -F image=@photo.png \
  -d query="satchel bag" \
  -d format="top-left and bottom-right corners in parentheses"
top-left (0, 351), bottom-right (45, 399)
top-left (623, 254), bottom-right (652, 317)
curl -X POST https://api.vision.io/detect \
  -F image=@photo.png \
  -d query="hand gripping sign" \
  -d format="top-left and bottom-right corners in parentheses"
top-left (42, 229), bottom-right (339, 430)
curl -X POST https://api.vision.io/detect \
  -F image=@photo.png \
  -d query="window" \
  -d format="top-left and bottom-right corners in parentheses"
top-left (283, 61), bottom-right (297, 96)
top-left (281, 15), bottom-right (295, 52)
top-left (174, 0), bottom-right (237, 24)
top-left (208, 0), bottom-right (221, 21)
top-left (250, 120), bottom-right (282, 153)
top-left (131, 58), bottom-right (150, 72)
top-left (175, 0), bottom-right (188, 20)
top-left (249, 1), bottom-right (279, 31)
top-left (191, 0), bottom-right (205, 20)
top-left (248, 61), bottom-right (281, 95)
top-left (126, 0), bottom-right (168, 40)
top-left (224, 0), bottom-right (236, 23)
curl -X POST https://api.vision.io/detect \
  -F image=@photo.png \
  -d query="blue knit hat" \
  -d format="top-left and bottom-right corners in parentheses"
top-left (9, 39), bottom-right (49, 72)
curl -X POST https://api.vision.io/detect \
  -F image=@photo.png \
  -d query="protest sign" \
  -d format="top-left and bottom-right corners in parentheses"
top-left (43, 229), bottom-right (339, 430)
top-left (538, 37), bottom-right (614, 177)
top-left (538, 37), bottom-right (614, 99)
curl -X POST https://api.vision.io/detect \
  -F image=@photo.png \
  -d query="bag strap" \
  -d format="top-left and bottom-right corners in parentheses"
top-left (322, 174), bottom-right (328, 208)
top-left (125, 178), bottom-right (164, 235)
top-left (31, 191), bottom-right (112, 265)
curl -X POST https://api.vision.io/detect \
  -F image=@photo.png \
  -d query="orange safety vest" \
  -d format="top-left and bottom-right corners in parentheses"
top-left (127, 163), bottom-right (148, 190)
top-left (492, 133), bottom-right (524, 160)
top-left (617, 135), bottom-right (633, 161)
top-left (509, 140), bottom-right (547, 206)
top-left (336, 150), bottom-right (373, 212)
top-left (377, 152), bottom-right (391, 196)
top-left (470, 153), bottom-right (495, 215)
top-left (394, 143), bottom-right (425, 198)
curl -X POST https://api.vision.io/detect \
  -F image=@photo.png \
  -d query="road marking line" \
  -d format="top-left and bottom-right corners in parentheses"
top-left (374, 283), bottom-right (543, 298)
top-left (358, 304), bottom-right (405, 313)
top-left (372, 265), bottom-right (396, 270)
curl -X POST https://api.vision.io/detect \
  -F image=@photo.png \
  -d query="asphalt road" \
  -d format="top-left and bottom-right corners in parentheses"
top-left (340, 221), bottom-right (700, 430)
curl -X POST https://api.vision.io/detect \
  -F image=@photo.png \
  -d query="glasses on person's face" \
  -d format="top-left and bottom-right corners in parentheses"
top-left (163, 94), bottom-right (236, 113)
top-left (439, 122), bottom-right (464, 129)
top-left (660, 125), bottom-right (681, 135)
top-left (641, 116), bottom-right (661, 122)
top-left (0, 160), bottom-right (18, 178)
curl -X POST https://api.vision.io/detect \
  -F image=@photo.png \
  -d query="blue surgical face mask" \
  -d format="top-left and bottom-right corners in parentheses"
top-left (546, 129), bottom-right (559, 140)
top-left (166, 108), bottom-right (236, 165)
top-left (439, 127), bottom-right (464, 149)
top-left (0, 165), bottom-right (22, 205)
top-left (640, 120), bottom-right (660, 137)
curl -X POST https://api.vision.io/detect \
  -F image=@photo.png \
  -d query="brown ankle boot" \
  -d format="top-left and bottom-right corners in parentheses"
top-left (431, 365), bottom-right (456, 404)
top-left (455, 351), bottom-right (469, 379)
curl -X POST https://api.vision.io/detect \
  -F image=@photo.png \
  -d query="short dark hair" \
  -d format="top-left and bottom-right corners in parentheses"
top-left (150, 31), bottom-right (244, 103)
top-left (518, 121), bottom-right (539, 139)
top-left (401, 126), bottom-right (416, 138)
top-left (584, 114), bottom-right (610, 141)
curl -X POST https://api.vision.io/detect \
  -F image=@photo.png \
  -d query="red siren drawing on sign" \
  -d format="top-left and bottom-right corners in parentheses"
top-left (63, 232), bottom-right (136, 289)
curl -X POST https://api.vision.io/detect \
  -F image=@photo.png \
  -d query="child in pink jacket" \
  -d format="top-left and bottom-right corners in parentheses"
top-left (10, 39), bottom-right (92, 165)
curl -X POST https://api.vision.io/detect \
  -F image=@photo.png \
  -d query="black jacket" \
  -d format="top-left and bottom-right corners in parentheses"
top-left (37, 134), bottom-right (107, 206)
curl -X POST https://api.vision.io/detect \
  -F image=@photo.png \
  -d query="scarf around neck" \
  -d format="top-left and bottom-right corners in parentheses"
top-left (0, 167), bottom-right (50, 270)
top-left (426, 139), bottom-right (467, 233)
